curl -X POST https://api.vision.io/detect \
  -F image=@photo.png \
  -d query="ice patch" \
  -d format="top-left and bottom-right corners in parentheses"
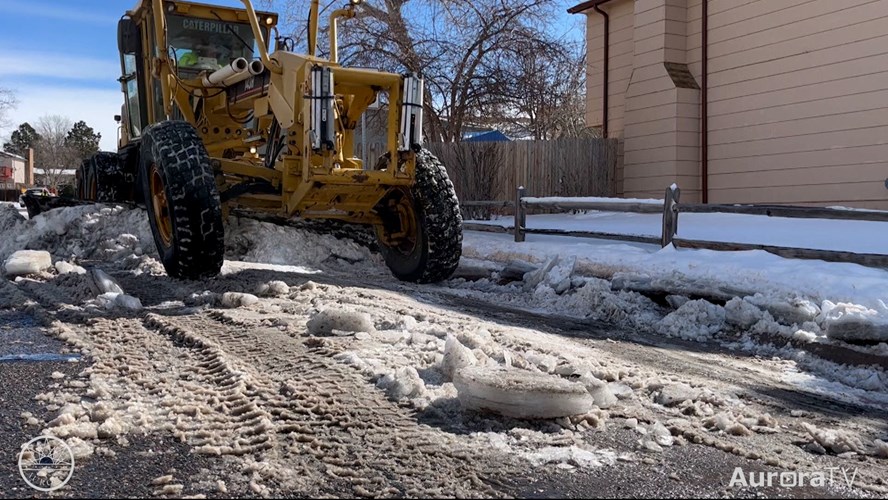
top-left (524, 446), bottom-right (618, 469)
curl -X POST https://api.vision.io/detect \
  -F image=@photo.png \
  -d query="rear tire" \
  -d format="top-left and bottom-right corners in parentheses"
top-left (139, 120), bottom-right (224, 279)
top-left (91, 152), bottom-right (126, 203)
top-left (376, 148), bottom-right (462, 283)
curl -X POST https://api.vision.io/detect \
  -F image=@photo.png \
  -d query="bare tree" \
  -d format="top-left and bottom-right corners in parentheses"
top-left (0, 87), bottom-right (17, 130)
top-left (34, 115), bottom-right (79, 190)
top-left (498, 39), bottom-right (589, 140)
top-left (269, 0), bottom-right (565, 142)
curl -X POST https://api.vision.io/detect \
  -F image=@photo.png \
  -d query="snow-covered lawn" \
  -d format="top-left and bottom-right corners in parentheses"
top-left (469, 210), bottom-right (888, 253)
top-left (463, 210), bottom-right (888, 337)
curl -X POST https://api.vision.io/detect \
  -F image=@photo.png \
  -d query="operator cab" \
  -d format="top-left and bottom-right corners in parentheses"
top-left (115, 1), bottom-right (277, 147)
top-left (167, 15), bottom-right (261, 76)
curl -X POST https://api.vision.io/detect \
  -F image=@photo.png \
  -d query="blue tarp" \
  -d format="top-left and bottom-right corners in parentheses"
top-left (464, 130), bottom-right (511, 142)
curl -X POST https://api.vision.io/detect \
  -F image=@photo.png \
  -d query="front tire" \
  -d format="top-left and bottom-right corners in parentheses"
top-left (376, 148), bottom-right (463, 283)
top-left (139, 120), bottom-right (224, 279)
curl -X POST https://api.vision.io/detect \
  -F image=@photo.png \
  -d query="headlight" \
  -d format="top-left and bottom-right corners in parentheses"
top-left (349, 0), bottom-right (364, 5)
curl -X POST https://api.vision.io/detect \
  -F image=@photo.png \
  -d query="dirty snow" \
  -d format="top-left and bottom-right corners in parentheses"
top-left (3, 202), bottom-right (888, 496)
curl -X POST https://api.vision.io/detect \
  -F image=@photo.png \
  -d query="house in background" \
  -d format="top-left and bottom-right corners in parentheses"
top-left (570, 0), bottom-right (888, 209)
top-left (0, 150), bottom-right (26, 186)
top-left (0, 150), bottom-right (33, 201)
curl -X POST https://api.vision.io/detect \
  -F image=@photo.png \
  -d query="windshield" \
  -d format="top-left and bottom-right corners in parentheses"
top-left (166, 14), bottom-right (263, 73)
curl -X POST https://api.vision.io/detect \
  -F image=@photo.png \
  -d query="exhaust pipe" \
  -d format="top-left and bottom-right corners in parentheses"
top-left (248, 59), bottom-right (265, 76)
top-left (201, 57), bottom-right (249, 87)
top-left (399, 74), bottom-right (424, 151)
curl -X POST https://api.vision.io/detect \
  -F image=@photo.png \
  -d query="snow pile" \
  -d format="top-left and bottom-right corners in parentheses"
top-left (801, 423), bottom-right (865, 455)
top-left (820, 301), bottom-right (888, 342)
top-left (702, 411), bottom-right (778, 437)
top-left (0, 203), bottom-right (25, 231)
top-left (226, 217), bottom-right (375, 270)
top-left (0, 205), bottom-right (154, 263)
top-left (656, 299), bottom-right (725, 341)
top-left (4, 250), bottom-right (52, 276)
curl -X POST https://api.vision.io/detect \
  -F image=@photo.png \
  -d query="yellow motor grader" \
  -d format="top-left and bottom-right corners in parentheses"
top-left (74, 0), bottom-right (462, 283)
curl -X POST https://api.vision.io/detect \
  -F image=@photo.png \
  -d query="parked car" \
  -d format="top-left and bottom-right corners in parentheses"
top-left (20, 187), bottom-right (54, 204)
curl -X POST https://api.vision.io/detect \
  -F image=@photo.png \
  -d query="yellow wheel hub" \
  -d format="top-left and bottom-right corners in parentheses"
top-left (375, 191), bottom-right (419, 255)
top-left (149, 165), bottom-right (173, 247)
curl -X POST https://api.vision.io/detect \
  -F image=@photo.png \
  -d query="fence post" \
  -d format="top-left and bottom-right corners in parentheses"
top-left (661, 184), bottom-right (680, 247)
top-left (515, 186), bottom-right (526, 242)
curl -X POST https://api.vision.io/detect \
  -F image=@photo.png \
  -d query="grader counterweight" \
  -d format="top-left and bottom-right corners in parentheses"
top-left (74, 0), bottom-right (462, 283)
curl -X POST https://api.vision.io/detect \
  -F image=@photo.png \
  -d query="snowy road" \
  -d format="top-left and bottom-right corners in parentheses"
top-left (1, 204), bottom-right (887, 497)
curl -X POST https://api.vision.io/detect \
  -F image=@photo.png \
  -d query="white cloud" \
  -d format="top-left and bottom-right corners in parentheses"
top-left (0, 51), bottom-right (119, 81)
top-left (3, 84), bottom-right (122, 151)
top-left (0, 1), bottom-right (117, 25)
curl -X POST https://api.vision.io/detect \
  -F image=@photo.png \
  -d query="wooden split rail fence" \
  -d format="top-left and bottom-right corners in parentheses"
top-left (461, 185), bottom-right (888, 269)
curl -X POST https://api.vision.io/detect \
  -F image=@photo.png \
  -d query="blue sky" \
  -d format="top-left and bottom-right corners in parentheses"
top-left (0, 0), bottom-right (584, 151)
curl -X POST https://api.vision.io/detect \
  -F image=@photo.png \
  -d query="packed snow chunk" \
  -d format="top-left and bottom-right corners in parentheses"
top-left (376, 367), bottom-right (426, 401)
top-left (802, 423), bottom-right (865, 455)
top-left (440, 335), bottom-right (478, 381)
top-left (654, 383), bottom-right (697, 407)
top-left (90, 268), bottom-right (124, 295)
top-left (522, 256), bottom-right (560, 291)
top-left (724, 297), bottom-right (765, 329)
top-left (97, 417), bottom-right (127, 439)
top-left (821, 301), bottom-right (888, 342)
top-left (545, 255), bottom-right (577, 294)
top-left (220, 292), bottom-right (260, 309)
top-left (454, 366), bottom-right (595, 419)
top-left (748, 295), bottom-right (820, 326)
top-left (255, 280), bottom-right (290, 297)
top-left (647, 422), bottom-right (674, 447)
top-left (874, 440), bottom-right (888, 458)
top-left (524, 446), bottom-right (617, 469)
top-left (115, 294), bottom-right (143, 310)
top-left (96, 292), bottom-right (133, 310)
top-left (579, 374), bottom-right (618, 409)
top-left (306, 308), bottom-right (374, 336)
top-left (656, 299), bottom-right (725, 341)
top-left (65, 437), bottom-right (95, 460)
top-left (4, 250), bottom-right (52, 276)
top-left (55, 261), bottom-right (87, 275)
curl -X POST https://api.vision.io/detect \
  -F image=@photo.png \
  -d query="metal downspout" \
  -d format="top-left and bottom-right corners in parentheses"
top-left (701, 0), bottom-right (709, 203)
top-left (593, 4), bottom-right (610, 138)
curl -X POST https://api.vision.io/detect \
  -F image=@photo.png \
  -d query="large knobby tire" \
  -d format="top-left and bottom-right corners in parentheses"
top-left (75, 160), bottom-right (87, 200)
top-left (140, 120), bottom-right (224, 279)
top-left (91, 152), bottom-right (127, 203)
top-left (376, 148), bottom-right (463, 283)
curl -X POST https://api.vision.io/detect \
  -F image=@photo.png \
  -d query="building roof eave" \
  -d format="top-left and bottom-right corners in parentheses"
top-left (567, 0), bottom-right (614, 14)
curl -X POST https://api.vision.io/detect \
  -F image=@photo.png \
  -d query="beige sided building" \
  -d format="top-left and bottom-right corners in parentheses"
top-left (570, 0), bottom-right (888, 209)
top-left (0, 150), bottom-right (27, 186)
